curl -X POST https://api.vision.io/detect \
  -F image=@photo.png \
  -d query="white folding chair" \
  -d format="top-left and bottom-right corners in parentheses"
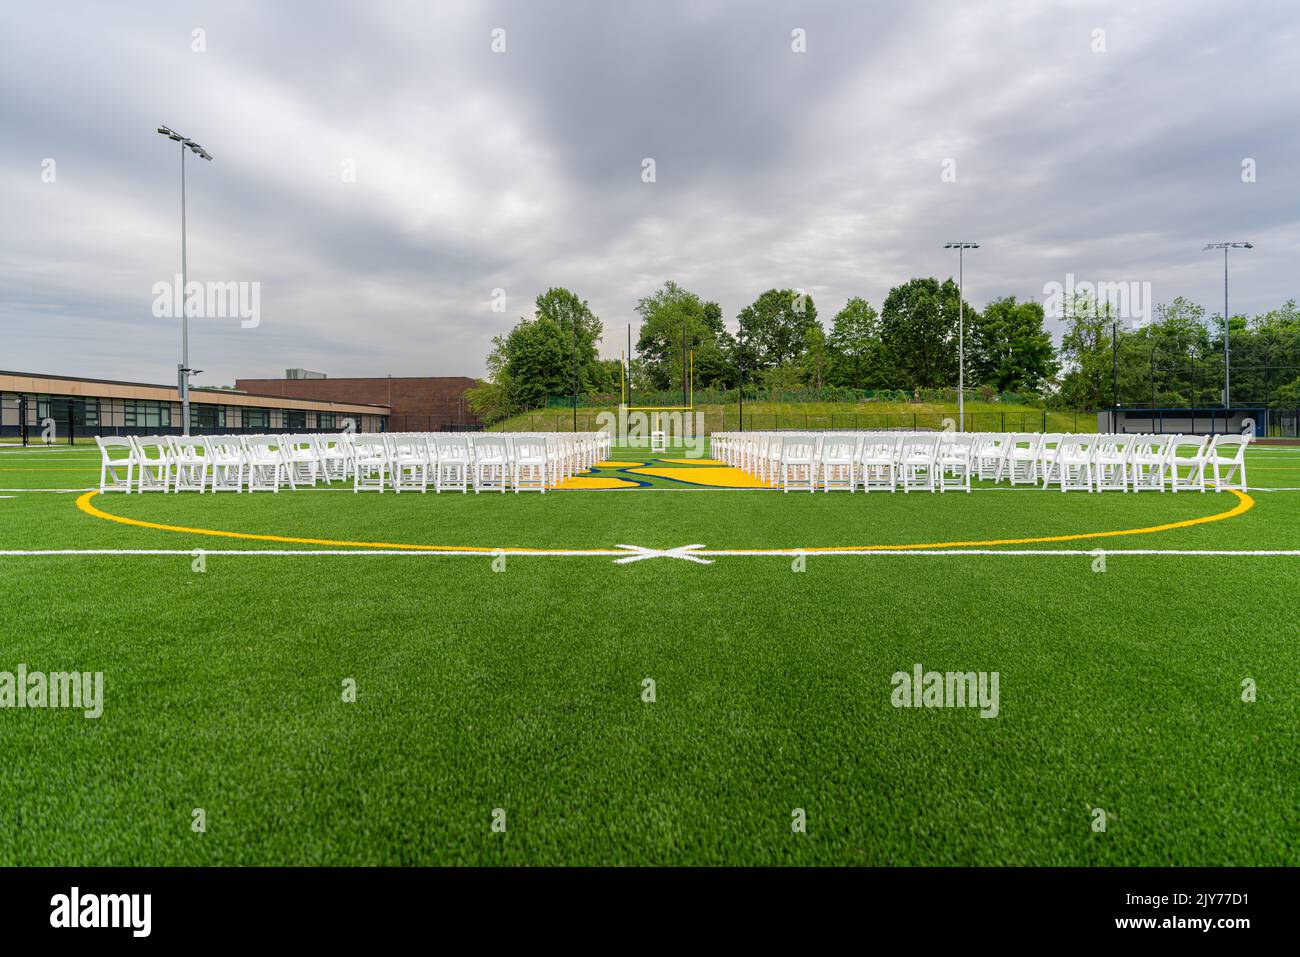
top-left (1128, 434), bottom-right (1171, 492)
top-left (1054, 435), bottom-right (1094, 492)
top-left (473, 435), bottom-right (510, 492)
top-left (131, 436), bottom-right (172, 493)
top-left (1207, 434), bottom-right (1249, 492)
top-left (973, 432), bottom-right (1010, 481)
top-left (819, 434), bottom-right (859, 492)
top-left (1038, 433), bottom-right (1065, 488)
top-left (389, 434), bottom-right (431, 493)
top-left (859, 434), bottom-right (899, 492)
top-left (243, 436), bottom-right (288, 492)
top-left (899, 435), bottom-right (940, 493)
top-left (543, 435), bottom-right (566, 486)
top-left (314, 434), bottom-right (351, 483)
top-left (512, 436), bottom-right (548, 492)
top-left (96, 436), bottom-right (138, 493)
top-left (352, 435), bottom-right (390, 492)
top-left (1005, 433), bottom-right (1043, 486)
top-left (937, 434), bottom-right (974, 493)
top-left (169, 435), bottom-right (210, 492)
top-left (762, 435), bottom-right (785, 487)
top-left (779, 435), bottom-right (817, 492)
top-left (434, 435), bottom-right (470, 493)
top-left (1092, 434), bottom-right (1133, 492)
top-left (204, 436), bottom-right (246, 492)
top-left (281, 435), bottom-right (319, 486)
top-left (1168, 436), bottom-right (1209, 493)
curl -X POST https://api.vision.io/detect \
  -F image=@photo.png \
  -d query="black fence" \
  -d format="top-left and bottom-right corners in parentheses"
top-left (500, 409), bottom-right (1096, 433)
top-left (494, 406), bottom-right (1300, 437)
top-left (387, 414), bottom-right (483, 432)
top-left (1268, 409), bottom-right (1300, 438)
top-left (8, 394), bottom-right (1297, 445)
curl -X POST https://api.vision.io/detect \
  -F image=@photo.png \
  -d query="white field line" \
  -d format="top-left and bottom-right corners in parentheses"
top-left (1, 548), bottom-right (1299, 558)
top-left (0, 488), bottom-right (94, 493)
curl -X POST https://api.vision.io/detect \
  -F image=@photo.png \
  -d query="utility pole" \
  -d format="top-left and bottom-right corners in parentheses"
top-left (1203, 241), bottom-right (1253, 409)
top-left (943, 243), bottom-right (980, 431)
top-left (157, 126), bottom-right (212, 435)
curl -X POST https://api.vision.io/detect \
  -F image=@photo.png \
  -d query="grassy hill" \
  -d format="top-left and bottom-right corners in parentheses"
top-left (491, 400), bottom-right (1094, 434)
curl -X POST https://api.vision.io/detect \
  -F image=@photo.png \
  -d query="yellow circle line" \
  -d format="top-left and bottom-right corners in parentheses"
top-left (75, 488), bottom-right (1254, 555)
top-left (741, 489), bottom-right (1255, 553)
top-left (74, 491), bottom-right (599, 554)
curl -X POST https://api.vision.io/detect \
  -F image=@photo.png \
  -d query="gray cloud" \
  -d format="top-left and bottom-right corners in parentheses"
top-left (1, 0), bottom-right (1295, 386)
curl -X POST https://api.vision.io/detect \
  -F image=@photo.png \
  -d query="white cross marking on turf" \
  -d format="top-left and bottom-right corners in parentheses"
top-left (612, 543), bottom-right (714, 565)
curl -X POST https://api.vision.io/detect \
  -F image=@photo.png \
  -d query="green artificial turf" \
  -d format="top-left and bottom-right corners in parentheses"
top-left (0, 443), bottom-right (1297, 865)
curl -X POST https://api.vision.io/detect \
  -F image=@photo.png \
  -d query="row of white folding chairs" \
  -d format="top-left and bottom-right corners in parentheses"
top-left (717, 429), bottom-right (1048, 488)
top-left (347, 431), bottom-right (611, 493)
top-left (713, 431), bottom-right (978, 493)
top-left (98, 432), bottom-right (441, 494)
top-left (1035, 432), bottom-right (1248, 492)
top-left (95, 433), bottom-right (346, 493)
top-left (963, 431), bottom-right (1250, 492)
top-left (95, 431), bottom-right (612, 494)
top-left (713, 430), bottom-right (1251, 494)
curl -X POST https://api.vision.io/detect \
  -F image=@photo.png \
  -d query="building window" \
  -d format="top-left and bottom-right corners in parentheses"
top-left (317, 412), bottom-right (335, 429)
top-left (72, 399), bottom-right (99, 427)
top-left (244, 407), bottom-right (269, 429)
top-left (123, 399), bottom-right (171, 428)
top-left (190, 404), bottom-right (225, 431)
top-left (285, 409), bottom-right (306, 429)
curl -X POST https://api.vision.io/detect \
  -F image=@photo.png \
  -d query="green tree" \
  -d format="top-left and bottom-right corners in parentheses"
top-left (967, 296), bottom-right (1057, 393)
top-left (478, 287), bottom-right (604, 413)
top-left (736, 289), bottom-right (818, 371)
top-left (696, 299), bottom-right (738, 388)
top-left (1270, 376), bottom-right (1300, 409)
top-left (800, 322), bottom-right (829, 392)
top-left (759, 363), bottom-right (805, 391)
top-left (495, 315), bottom-right (569, 410)
top-left (878, 278), bottom-right (971, 389)
top-left (463, 378), bottom-right (513, 425)
top-left (825, 297), bottom-right (884, 389)
top-left (534, 287), bottom-right (603, 391)
top-left (635, 281), bottom-right (735, 391)
top-left (1057, 293), bottom-right (1110, 410)
top-left (1251, 299), bottom-right (1300, 334)
top-left (1150, 297), bottom-right (1214, 406)
top-left (1236, 300), bottom-right (1300, 408)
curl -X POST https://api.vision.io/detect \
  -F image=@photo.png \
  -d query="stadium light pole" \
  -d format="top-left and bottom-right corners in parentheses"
top-left (157, 125), bottom-right (212, 436)
top-left (1203, 242), bottom-right (1253, 409)
top-left (1110, 306), bottom-right (1119, 431)
top-left (944, 243), bottom-right (979, 431)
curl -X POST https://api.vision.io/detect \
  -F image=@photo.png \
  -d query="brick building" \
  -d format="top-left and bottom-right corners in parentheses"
top-left (1, 370), bottom-right (388, 440)
top-left (233, 374), bottom-right (481, 431)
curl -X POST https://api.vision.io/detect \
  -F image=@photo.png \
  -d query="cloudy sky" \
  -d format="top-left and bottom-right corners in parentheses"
top-left (1, 0), bottom-right (1296, 386)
